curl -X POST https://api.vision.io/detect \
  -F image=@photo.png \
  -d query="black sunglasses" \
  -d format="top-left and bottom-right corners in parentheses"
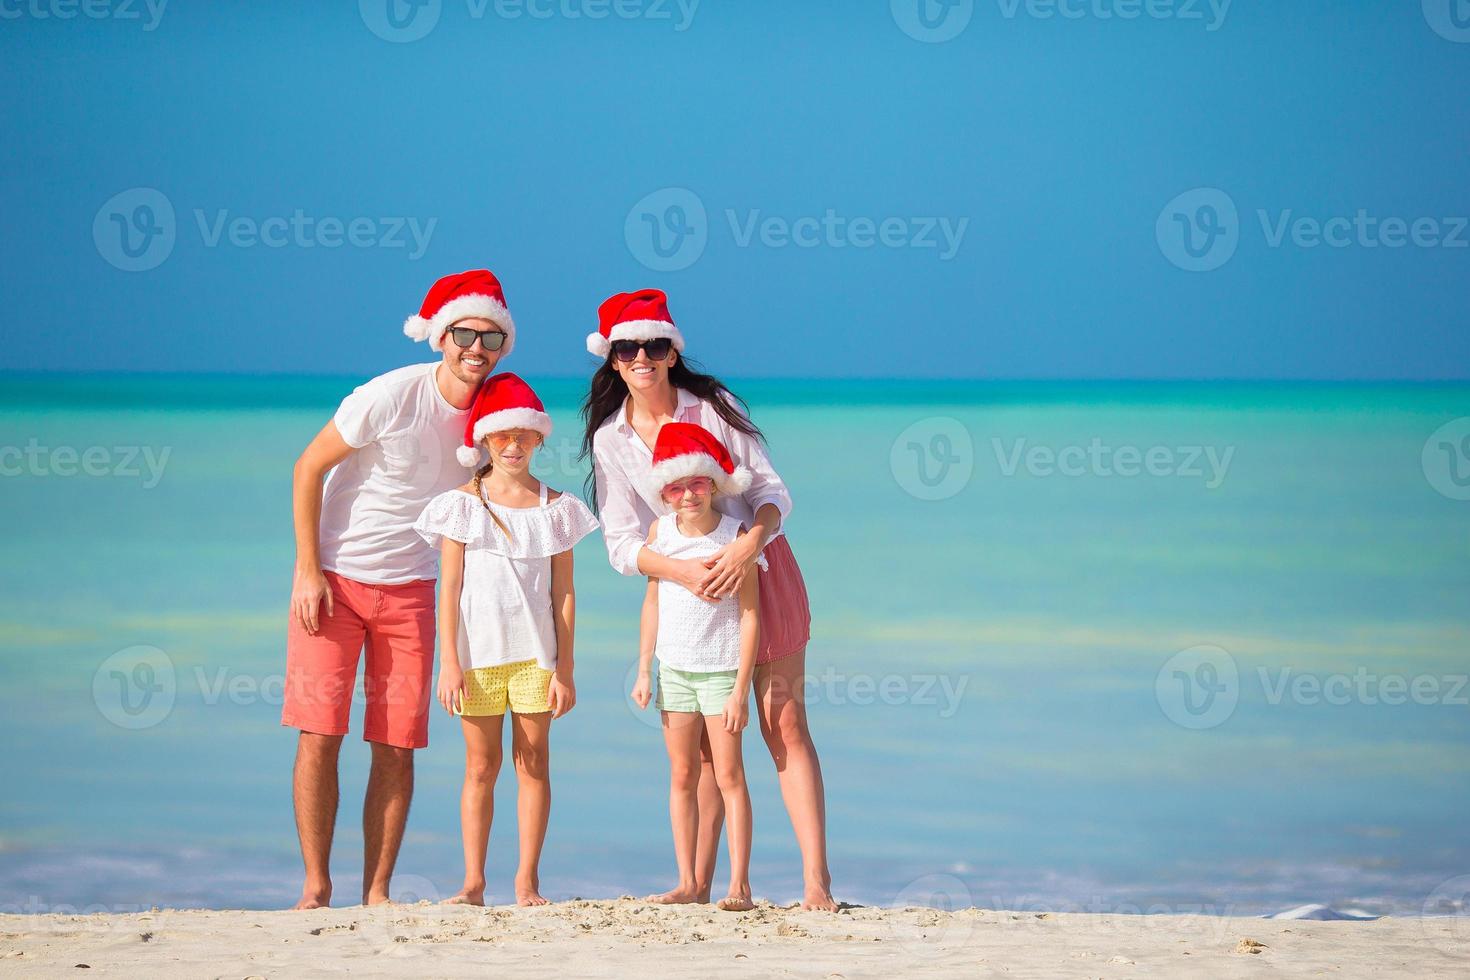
top-left (448, 326), bottom-right (507, 351)
top-left (610, 338), bottom-right (674, 362)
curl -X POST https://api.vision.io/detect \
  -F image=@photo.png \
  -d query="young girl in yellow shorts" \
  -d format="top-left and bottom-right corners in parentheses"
top-left (415, 372), bottom-right (598, 906)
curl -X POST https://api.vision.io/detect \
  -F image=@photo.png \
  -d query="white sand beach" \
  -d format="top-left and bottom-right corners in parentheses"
top-left (3, 898), bottom-right (1464, 978)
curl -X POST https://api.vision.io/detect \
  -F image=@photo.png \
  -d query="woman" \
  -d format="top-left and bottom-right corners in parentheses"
top-left (581, 288), bottom-right (837, 912)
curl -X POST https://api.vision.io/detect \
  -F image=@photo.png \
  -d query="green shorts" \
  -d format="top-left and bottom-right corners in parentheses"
top-left (656, 662), bottom-right (738, 715)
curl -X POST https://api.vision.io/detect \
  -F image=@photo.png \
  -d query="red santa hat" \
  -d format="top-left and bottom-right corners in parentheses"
top-left (456, 372), bottom-right (553, 468)
top-left (645, 422), bottom-right (752, 498)
top-left (586, 288), bottom-right (686, 359)
top-left (404, 269), bottom-right (516, 355)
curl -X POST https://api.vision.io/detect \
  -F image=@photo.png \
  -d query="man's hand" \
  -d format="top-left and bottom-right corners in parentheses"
top-left (292, 565), bottom-right (334, 635)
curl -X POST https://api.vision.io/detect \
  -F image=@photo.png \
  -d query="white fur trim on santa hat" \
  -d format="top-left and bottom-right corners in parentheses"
top-left (644, 452), bottom-right (752, 499)
top-left (457, 445), bottom-right (484, 467)
top-left (470, 406), bottom-right (553, 444)
top-left (404, 293), bottom-right (517, 355)
top-left (586, 319), bottom-right (686, 358)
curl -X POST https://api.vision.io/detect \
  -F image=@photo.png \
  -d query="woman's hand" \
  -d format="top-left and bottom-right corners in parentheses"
top-left (632, 670), bottom-right (653, 709)
top-left (548, 669), bottom-right (577, 719)
top-left (436, 661), bottom-right (465, 716)
top-left (669, 557), bottom-right (722, 604)
top-left (699, 534), bottom-right (761, 600)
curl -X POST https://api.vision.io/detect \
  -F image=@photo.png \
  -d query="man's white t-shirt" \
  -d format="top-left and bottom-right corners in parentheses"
top-left (319, 362), bottom-right (470, 585)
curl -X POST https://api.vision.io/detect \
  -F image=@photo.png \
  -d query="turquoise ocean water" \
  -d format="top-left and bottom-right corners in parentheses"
top-left (1, 374), bottom-right (1468, 915)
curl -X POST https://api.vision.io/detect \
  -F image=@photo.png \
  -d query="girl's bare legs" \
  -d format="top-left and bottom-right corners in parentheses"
top-left (755, 647), bottom-right (838, 911)
top-left (703, 717), bottom-right (754, 911)
top-left (510, 711), bottom-right (553, 906)
top-left (694, 728), bottom-right (725, 902)
top-left (445, 714), bottom-right (505, 906)
top-left (647, 710), bottom-right (706, 904)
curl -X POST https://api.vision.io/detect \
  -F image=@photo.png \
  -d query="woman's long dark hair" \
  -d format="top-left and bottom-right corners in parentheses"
top-left (579, 353), bottom-right (764, 512)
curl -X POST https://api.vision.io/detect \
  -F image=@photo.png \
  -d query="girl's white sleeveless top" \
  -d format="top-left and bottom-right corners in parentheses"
top-left (651, 512), bottom-right (767, 672)
top-left (414, 483), bottom-right (599, 672)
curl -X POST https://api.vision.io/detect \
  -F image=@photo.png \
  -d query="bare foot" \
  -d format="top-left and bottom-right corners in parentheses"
top-left (362, 892), bottom-right (392, 906)
top-left (695, 883), bottom-right (713, 904)
top-left (443, 886), bottom-right (485, 906)
top-left (515, 875), bottom-right (549, 907)
top-left (800, 881), bottom-right (839, 912)
top-left (717, 886), bottom-right (754, 912)
top-left (645, 886), bottom-right (703, 905)
top-left (292, 887), bottom-right (331, 910)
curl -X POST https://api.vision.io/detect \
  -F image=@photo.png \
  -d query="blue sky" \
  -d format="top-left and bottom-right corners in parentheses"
top-left (1, 1), bottom-right (1467, 379)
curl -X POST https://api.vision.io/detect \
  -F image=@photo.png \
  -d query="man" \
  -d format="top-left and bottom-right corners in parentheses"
top-left (281, 268), bottom-right (516, 909)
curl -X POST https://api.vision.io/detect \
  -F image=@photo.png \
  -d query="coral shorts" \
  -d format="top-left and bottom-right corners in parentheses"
top-left (756, 535), bottom-right (812, 665)
top-left (281, 571), bottom-right (436, 749)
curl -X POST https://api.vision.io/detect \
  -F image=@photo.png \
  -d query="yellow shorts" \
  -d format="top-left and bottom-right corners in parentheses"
top-left (460, 660), bottom-right (553, 717)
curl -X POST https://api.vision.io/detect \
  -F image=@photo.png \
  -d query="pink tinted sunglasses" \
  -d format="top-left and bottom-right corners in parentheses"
top-left (661, 476), bottom-right (714, 501)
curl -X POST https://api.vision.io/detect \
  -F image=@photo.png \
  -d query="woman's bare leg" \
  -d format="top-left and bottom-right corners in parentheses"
top-left (509, 711), bottom-right (553, 906)
top-left (444, 714), bottom-right (504, 906)
top-left (755, 647), bottom-right (837, 911)
top-left (647, 710), bottom-right (706, 904)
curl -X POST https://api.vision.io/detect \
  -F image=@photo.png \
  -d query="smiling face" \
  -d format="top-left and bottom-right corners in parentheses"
top-left (611, 340), bottom-right (677, 393)
top-left (441, 317), bottom-right (503, 386)
top-left (482, 428), bottom-right (542, 474)
top-left (661, 475), bottom-right (715, 518)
